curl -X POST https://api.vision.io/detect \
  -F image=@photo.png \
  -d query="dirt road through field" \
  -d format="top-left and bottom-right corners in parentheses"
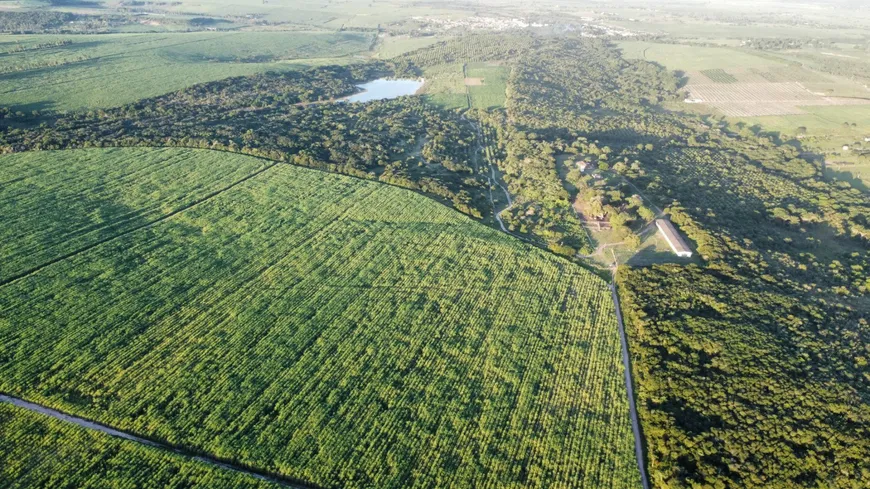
top-left (0, 393), bottom-right (311, 489)
top-left (609, 285), bottom-right (651, 489)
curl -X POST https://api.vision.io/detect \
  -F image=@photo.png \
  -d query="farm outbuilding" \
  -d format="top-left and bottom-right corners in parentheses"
top-left (655, 219), bottom-right (693, 258)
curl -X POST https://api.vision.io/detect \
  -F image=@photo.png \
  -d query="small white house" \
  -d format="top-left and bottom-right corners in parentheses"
top-left (576, 160), bottom-right (589, 172)
top-left (843, 145), bottom-right (851, 151)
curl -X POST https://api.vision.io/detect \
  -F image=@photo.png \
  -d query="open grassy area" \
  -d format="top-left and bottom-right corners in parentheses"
top-left (618, 41), bottom-right (784, 71)
top-left (375, 35), bottom-right (445, 59)
top-left (466, 62), bottom-right (509, 109)
top-left (420, 62), bottom-right (468, 109)
top-left (620, 40), bottom-right (870, 188)
top-left (0, 147), bottom-right (640, 489)
top-left (0, 31), bottom-right (372, 111)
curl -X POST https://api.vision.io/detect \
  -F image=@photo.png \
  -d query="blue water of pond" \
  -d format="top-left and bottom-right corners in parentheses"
top-left (341, 78), bottom-right (424, 103)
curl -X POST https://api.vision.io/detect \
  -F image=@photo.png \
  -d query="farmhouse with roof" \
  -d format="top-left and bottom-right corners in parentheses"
top-left (655, 219), bottom-right (692, 258)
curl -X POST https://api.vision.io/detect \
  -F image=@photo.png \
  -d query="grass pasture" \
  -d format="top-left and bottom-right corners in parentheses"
top-left (0, 147), bottom-right (640, 489)
top-left (618, 41), bottom-right (783, 71)
top-left (0, 403), bottom-right (280, 488)
top-left (375, 35), bottom-right (445, 59)
top-left (0, 31), bottom-right (372, 111)
top-left (466, 62), bottom-right (509, 109)
top-left (730, 105), bottom-right (870, 189)
top-left (420, 62), bottom-right (468, 109)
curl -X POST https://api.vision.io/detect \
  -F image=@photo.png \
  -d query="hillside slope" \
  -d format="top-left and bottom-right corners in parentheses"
top-left (0, 147), bottom-right (639, 489)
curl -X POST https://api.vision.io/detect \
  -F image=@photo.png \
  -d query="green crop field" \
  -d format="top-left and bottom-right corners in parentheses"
top-left (0, 31), bottom-right (372, 112)
top-left (618, 41), bottom-right (783, 71)
top-left (699, 68), bottom-right (738, 83)
top-left (0, 403), bottom-right (281, 488)
top-left (466, 62), bottom-right (509, 109)
top-left (0, 147), bottom-right (639, 489)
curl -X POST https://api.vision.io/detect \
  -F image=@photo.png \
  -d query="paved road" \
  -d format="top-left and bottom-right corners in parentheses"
top-left (609, 285), bottom-right (651, 489)
top-left (0, 394), bottom-right (310, 489)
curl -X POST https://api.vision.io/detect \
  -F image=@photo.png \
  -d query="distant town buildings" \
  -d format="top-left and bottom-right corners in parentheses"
top-left (655, 219), bottom-right (693, 258)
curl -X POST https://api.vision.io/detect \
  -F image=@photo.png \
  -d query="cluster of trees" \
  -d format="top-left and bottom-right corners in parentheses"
top-left (462, 37), bottom-right (680, 253)
top-left (397, 33), bottom-right (538, 67)
top-left (0, 63), bottom-right (490, 218)
top-left (743, 38), bottom-right (834, 51)
top-left (507, 38), bottom-right (681, 129)
top-left (610, 110), bottom-right (870, 486)
top-left (444, 34), bottom-right (870, 487)
top-left (0, 11), bottom-right (126, 34)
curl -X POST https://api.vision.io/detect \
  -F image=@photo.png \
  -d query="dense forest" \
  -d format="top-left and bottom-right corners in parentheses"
top-left (1, 33), bottom-right (868, 487)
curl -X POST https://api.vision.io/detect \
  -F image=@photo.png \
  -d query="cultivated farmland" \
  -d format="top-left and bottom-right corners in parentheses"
top-left (685, 81), bottom-right (870, 116)
top-left (0, 403), bottom-right (281, 488)
top-left (699, 69), bottom-right (738, 83)
top-left (0, 148), bottom-right (640, 489)
top-left (0, 31), bottom-right (372, 111)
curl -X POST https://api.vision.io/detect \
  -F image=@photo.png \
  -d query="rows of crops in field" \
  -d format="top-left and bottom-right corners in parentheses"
top-left (0, 403), bottom-right (281, 488)
top-left (0, 148), bottom-right (639, 489)
top-left (0, 31), bottom-right (368, 111)
top-left (700, 68), bottom-right (738, 83)
top-left (0, 147), bottom-right (269, 282)
top-left (686, 81), bottom-right (870, 116)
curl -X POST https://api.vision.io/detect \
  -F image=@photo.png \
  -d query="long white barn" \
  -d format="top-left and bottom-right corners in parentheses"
top-left (655, 219), bottom-right (693, 258)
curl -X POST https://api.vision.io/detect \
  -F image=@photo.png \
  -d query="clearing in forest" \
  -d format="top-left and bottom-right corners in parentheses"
top-left (466, 62), bottom-right (509, 109)
top-left (0, 147), bottom-right (640, 489)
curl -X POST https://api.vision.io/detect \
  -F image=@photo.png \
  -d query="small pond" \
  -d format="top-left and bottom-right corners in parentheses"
top-left (341, 78), bottom-right (424, 103)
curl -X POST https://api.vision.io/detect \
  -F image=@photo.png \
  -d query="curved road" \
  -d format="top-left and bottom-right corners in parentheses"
top-left (610, 284), bottom-right (651, 489)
